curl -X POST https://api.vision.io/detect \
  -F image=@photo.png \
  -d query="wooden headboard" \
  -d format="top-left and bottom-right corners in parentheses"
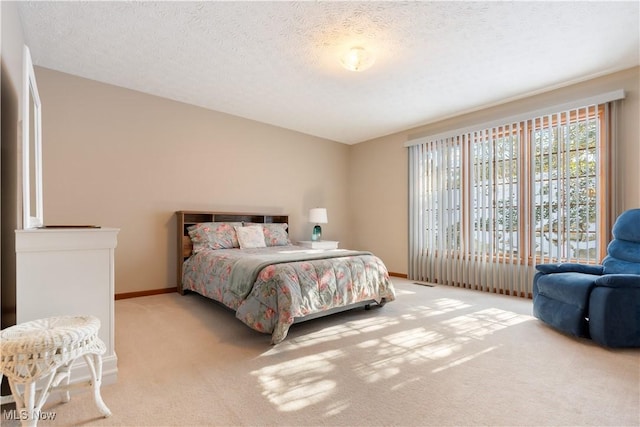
top-left (176, 210), bottom-right (289, 294)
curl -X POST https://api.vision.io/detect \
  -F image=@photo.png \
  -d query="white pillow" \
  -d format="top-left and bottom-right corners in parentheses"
top-left (235, 225), bottom-right (266, 249)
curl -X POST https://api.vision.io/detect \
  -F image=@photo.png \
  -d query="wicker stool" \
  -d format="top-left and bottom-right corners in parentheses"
top-left (0, 315), bottom-right (111, 427)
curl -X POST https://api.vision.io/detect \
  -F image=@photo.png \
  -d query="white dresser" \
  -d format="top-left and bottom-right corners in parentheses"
top-left (15, 227), bottom-right (119, 385)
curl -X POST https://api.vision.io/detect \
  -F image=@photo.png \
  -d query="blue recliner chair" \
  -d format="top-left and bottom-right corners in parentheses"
top-left (533, 208), bottom-right (640, 348)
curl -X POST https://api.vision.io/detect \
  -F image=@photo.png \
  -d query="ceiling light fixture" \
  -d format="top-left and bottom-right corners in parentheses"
top-left (340, 47), bottom-right (375, 72)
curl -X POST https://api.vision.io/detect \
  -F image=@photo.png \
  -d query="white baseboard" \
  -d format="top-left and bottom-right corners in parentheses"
top-left (68, 353), bottom-right (119, 387)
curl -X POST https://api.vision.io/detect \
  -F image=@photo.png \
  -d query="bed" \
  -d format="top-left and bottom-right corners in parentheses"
top-left (176, 210), bottom-right (395, 343)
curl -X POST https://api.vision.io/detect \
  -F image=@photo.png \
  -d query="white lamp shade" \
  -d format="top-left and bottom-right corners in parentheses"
top-left (309, 208), bottom-right (328, 224)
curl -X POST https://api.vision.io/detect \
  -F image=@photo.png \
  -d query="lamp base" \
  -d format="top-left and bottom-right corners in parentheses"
top-left (311, 225), bottom-right (322, 241)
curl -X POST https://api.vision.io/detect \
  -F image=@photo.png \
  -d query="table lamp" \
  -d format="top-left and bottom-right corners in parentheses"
top-left (309, 208), bottom-right (328, 241)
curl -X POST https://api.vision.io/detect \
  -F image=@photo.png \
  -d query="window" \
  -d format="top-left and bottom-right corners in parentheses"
top-left (531, 107), bottom-right (604, 262)
top-left (408, 96), bottom-right (621, 297)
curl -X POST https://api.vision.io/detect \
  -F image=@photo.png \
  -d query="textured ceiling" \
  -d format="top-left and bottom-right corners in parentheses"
top-left (16, 1), bottom-right (640, 144)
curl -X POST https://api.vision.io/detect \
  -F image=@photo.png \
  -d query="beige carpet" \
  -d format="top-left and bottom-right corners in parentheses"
top-left (14, 278), bottom-right (640, 426)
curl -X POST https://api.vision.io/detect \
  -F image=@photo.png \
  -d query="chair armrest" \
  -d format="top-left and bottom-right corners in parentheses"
top-left (594, 274), bottom-right (640, 288)
top-left (535, 263), bottom-right (604, 275)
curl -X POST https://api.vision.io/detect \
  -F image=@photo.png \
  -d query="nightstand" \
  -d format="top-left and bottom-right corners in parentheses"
top-left (298, 240), bottom-right (339, 250)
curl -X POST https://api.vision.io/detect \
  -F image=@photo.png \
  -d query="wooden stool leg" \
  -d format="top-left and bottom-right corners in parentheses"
top-left (83, 353), bottom-right (111, 417)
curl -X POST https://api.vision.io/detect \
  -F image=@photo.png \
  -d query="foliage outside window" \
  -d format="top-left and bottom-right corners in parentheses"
top-left (409, 101), bottom-right (614, 296)
top-left (422, 105), bottom-right (608, 265)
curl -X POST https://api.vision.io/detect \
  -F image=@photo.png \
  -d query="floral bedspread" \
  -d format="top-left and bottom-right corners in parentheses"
top-left (182, 245), bottom-right (395, 343)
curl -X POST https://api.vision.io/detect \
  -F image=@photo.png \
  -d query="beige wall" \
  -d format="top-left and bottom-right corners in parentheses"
top-left (20, 63), bottom-right (640, 292)
top-left (1, 1), bottom-right (26, 327)
top-left (350, 67), bottom-right (640, 276)
top-left (347, 133), bottom-right (408, 274)
top-left (36, 68), bottom-right (351, 294)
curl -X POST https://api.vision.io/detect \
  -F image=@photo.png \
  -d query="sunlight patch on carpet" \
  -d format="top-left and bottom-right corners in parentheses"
top-left (402, 298), bottom-right (472, 319)
top-left (348, 308), bottom-right (533, 385)
top-left (251, 349), bottom-right (344, 412)
top-left (260, 315), bottom-right (400, 356)
top-left (431, 345), bottom-right (498, 373)
top-left (442, 308), bottom-right (532, 339)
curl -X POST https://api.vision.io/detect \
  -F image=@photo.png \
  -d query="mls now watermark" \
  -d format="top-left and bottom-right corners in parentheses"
top-left (3, 409), bottom-right (57, 422)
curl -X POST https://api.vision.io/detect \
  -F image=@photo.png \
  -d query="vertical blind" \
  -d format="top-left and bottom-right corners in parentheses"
top-left (408, 98), bottom-right (620, 297)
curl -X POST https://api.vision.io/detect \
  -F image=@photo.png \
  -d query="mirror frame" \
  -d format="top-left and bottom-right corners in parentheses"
top-left (22, 45), bottom-right (43, 229)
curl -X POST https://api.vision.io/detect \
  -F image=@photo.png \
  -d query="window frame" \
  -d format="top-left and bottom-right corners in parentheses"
top-left (431, 104), bottom-right (609, 266)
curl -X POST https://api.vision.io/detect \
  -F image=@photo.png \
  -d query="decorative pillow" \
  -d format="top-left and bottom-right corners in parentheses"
top-left (235, 225), bottom-right (266, 249)
top-left (187, 222), bottom-right (242, 253)
top-left (244, 222), bottom-right (290, 247)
